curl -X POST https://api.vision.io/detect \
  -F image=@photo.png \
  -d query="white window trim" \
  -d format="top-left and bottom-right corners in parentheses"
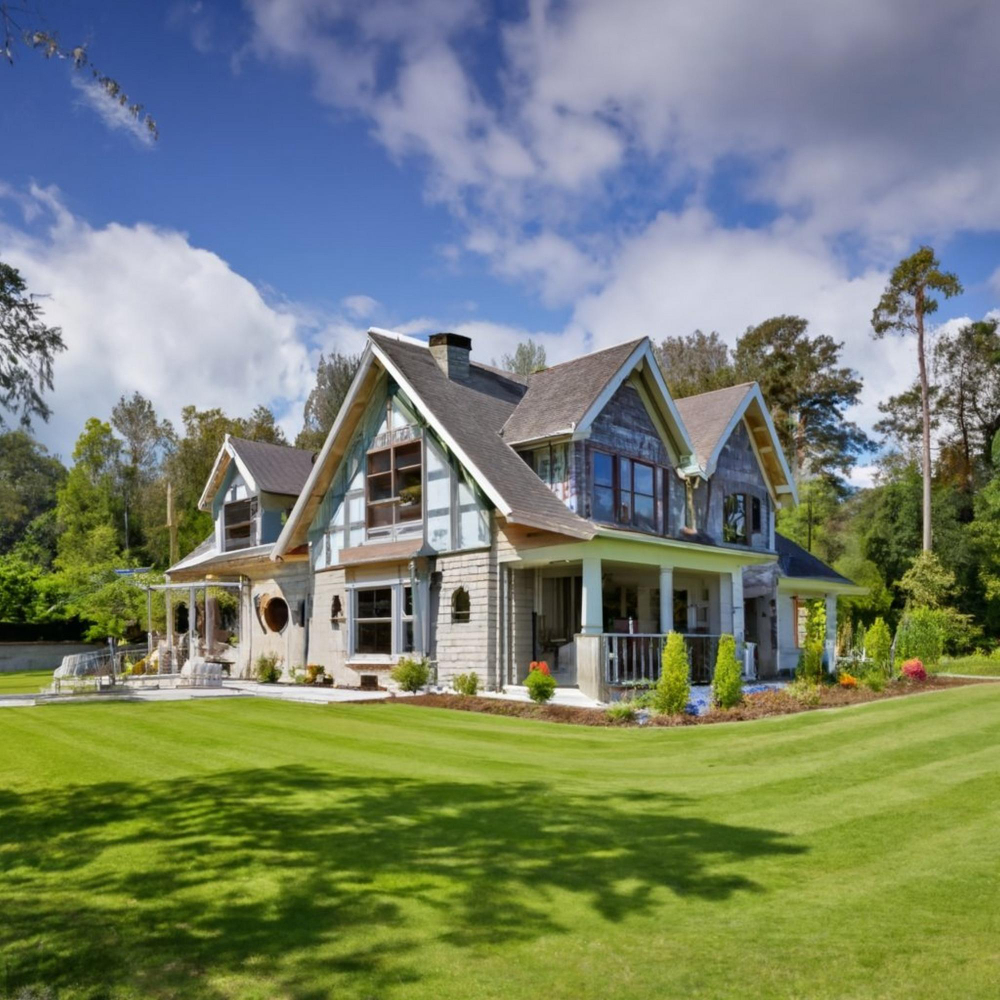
top-left (346, 580), bottom-right (414, 660)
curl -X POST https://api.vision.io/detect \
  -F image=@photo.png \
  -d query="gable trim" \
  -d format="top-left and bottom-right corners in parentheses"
top-left (197, 436), bottom-right (258, 512)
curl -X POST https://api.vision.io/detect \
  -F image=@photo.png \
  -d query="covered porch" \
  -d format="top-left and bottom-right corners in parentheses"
top-left (499, 537), bottom-right (773, 703)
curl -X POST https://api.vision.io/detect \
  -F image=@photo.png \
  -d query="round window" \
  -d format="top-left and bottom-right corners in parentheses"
top-left (263, 596), bottom-right (289, 633)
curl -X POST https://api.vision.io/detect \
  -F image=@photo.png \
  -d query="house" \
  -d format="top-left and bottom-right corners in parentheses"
top-left (166, 329), bottom-right (864, 700)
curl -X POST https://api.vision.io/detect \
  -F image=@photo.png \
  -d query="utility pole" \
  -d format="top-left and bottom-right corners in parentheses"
top-left (167, 481), bottom-right (178, 566)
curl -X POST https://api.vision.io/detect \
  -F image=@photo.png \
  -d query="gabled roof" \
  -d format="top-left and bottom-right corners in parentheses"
top-left (197, 435), bottom-right (315, 511)
top-left (271, 331), bottom-right (595, 557)
top-left (228, 438), bottom-right (315, 496)
top-left (674, 382), bottom-right (798, 506)
top-left (776, 533), bottom-right (859, 588)
top-left (500, 339), bottom-right (643, 443)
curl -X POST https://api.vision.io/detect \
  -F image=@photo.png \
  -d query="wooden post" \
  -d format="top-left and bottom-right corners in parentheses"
top-left (659, 567), bottom-right (673, 634)
top-left (581, 557), bottom-right (603, 635)
top-left (165, 588), bottom-right (173, 672)
top-left (204, 586), bottom-right (213, 660)
top-left (146, 586), bottom-right (153, 664)
top-left (189, 585), bottom-right (197, 664)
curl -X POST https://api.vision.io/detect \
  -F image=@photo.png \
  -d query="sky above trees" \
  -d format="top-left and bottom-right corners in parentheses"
top-left (1, 0), bottom-right (999, 481)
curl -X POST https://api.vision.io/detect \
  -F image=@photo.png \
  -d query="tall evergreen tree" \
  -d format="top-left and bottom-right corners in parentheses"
top-left (296, 352), bottom-right (362, 451)
top-left (871, 247), bottom-right (962, 551)
top-left (655, 330), bottom-right (733, 398)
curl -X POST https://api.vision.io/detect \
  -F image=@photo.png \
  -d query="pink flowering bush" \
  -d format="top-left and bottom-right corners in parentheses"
top-left (901, 659), bottom-right (927, 682)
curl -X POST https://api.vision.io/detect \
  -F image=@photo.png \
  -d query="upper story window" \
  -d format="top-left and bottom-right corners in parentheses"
top-left (591, 450), bottom-right (666, 534)
top-left (366, 434), bottom-right (423, 535)
top-left (723, 493), bottom-right (748, 544)
top-left (223, 498), bottom-right (257, 551)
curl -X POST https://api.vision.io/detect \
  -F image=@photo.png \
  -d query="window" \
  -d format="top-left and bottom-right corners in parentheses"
top-left (355, 587), bottom-right (392, 654)
top-left (223, 498), bottom-right (257, 551)
top-left (531, 443), bottom-right (569, 498)
top-left (751, 496), bottom-right (762, 534)
top-left (402, 586), bottom-right (414, 652)
top-left (263, 596), bottom-right (289, 633)
top-left (331, 595), bottom-right (343, 620)
top-left (452, 587), bottom-right (470, 623)
top-left (723, 493), bottom-right (748, 544)
top-left (590, 450), bottom-right (659, 533)
top-left (366, 409), bottom-right (422, 536)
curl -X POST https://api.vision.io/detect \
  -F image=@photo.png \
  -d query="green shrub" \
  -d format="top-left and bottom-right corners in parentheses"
top-left (796, 600), bottom-right (826, 682)
top-left (787, 677), bottom-right (821, 706)
top-left (630, 688), bottom-right (658, 710)
top-left (711, 634), bottom-right (743, 708)
top-left (862, 670), bottom-right (885, 692)
top-left (453, 672), bottom-right (479, 696)
top-left (524, 666), bottom-right (556, 704)
top-left (255, 653), bottom-right (283, 683)
top-left (866, 617), bottom-right (892, 675)
top-left (655, 631), bottom-right (690, 715)
top-left (896, 607), bottom-right (944, 665)
top-left (606, 702), bottom-right (637, 723)
top-left (305, 663), bottom-right (325, 684)
top-left (391, 656), bottom-right (430, 692)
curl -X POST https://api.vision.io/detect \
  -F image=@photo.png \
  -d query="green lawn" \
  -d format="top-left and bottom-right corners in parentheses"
top-left (1, 689), bottom-right (999, 999)
top-left (934, 655), bottom-right (1000, 677)
top-left (0, 668), bottom-right (52, 694)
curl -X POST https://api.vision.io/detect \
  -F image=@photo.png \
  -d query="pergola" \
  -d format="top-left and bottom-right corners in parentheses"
top-left (144, 580), bottom-right (245, 670)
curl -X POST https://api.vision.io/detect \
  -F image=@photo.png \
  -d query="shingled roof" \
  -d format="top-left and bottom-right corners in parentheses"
top-left (500, 339), bottom-right (645, 445)
top-left (368, 331), bottom-right (594, 538)
top-left (673, 383), bottom-right (755, 468)
top-left (228, 437), bottom-right (316, 496)
top-left (776, 533), bottom-right (854, 584)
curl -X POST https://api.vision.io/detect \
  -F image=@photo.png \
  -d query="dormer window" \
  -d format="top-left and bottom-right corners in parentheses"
top-left (224, 498), bottom-right (257, 551)
top-left (591, 450), bottom-right (665, 534)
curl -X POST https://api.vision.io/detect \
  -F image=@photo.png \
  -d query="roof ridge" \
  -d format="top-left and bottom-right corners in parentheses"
top-left (675, 381), bottom-right (755, 402)
top-left (526, 336), bottom-right (646, 378)
top-left (229, 435), bottom-right (315, 455)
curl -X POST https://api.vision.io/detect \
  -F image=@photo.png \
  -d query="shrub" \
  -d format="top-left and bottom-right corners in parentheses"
top-left (896, 607), bottom-right (943, 665)
top-left (391, 656), bottom-right (430, 692)
top-left (305, 663), bottom-right (325, 684)
top-left (711, 634), bottom-right (743, 708)
top-left (524, 664), bottom-right (557, 703)
top-left (838, 672), bottom-right (858, 688)
top-left (901, 658), bottom-right (927, 682)
top-left (255, 653), bottom-right (283, 683)
top-left (630, 688), bottom-right (658, 710)
top-left (866, 617), bottom-right (892, 675)
top-left (862, 671), bottom-right (885, 692)
top-left (796, 600), bottom-right (827, 682)
top-left (991, 646), bottom-right (1000, 663)
top-left (606, 702), bottom-right (637, 724)
top-left (655, 631), bottom-right (690, 715)
top-left (787, 677), bottom-right (821, 706)
top-left (528, 660), bottom-right (551, 675)
top-left (453, 672), bottom-right (479, 696)
top-left (129, 657), bottom-right (147, 676)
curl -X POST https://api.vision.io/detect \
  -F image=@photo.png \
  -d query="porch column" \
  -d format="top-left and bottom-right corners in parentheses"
top-left (731, 570), bottom-right (745, 643)
top-left (659, 566), bottom-right (673, 634)
top-left (581, 557), bottom-right (603, 635)
top-left (165, 588), bottom-right (173, 671)
top-left (825, 593), bottom-right (838, 673)
top-left (188, 585), bottom-right (197, 663)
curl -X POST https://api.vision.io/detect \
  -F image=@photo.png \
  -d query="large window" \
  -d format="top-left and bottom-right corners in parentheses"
top-left (352, 584), bottom-right (415, 657)
top-left (591, 451), bottom-right (662, 534)
top-left (223, 498), bottom-right (257, 551)
top-left (366, 437), bottom-right (423, 536)
top-left (723, 493), bottom-right (748, 544)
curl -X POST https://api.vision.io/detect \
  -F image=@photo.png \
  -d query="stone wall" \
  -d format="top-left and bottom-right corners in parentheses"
top-left (0, 642), bottom-right (100, 674)
top-left (241, 562), bottom-right (311, 680)
top-left (307, 566), bottom-right (351, 685)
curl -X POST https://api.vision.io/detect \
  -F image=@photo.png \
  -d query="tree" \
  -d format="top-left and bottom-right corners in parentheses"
top-left (0, 261), bottom-right (65, 429)
top-left (240, 405), bottom-right (287, 445)
top-left (934, 319), bottom-right (1000, 481)
top-left (655, 631), bottom-right (690, 714)
top-left (0, 554), bottom-right (41, 621)
top-left (0, 430), bottom-right (65, 553)
top-left (875, 381), bottom-right (940, 450)
top-left (654, 330), bottom-right (733, 398)
top-left (872, 247), bottom-right (962, 551)
top-left (1, 3), bottom-right (158, 139)
top-left (711, 634), bottom-right (743, 708)
top-left (499, 340), bottom-right (547, 379)
top-left (733, 316), bottom-right (870, 482)
top-left (296, 352), bottom-right (361, 451)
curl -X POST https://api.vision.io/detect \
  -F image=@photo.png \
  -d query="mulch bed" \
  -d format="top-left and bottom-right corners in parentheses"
top-left (363, 676), bottom-right (986, 728)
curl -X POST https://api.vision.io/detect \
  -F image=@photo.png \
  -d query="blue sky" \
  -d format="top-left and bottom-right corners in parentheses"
top-left (2, 0), bottom-right (998, 481)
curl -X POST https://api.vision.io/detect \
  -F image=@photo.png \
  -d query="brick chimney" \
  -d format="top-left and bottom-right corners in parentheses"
top-left (429, 332), bottom-right (471, 382)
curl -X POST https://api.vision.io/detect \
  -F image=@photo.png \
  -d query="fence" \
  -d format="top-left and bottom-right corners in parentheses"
top-left (602, 633), bottom-right (758, 686)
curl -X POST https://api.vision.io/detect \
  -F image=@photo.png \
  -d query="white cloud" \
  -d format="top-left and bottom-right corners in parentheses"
top-left (70, 76), bottom-right (156, 148)
top-left (340, 294), bottom-right (379, 319)
top-left (0, 184), bottom-right (323, 459)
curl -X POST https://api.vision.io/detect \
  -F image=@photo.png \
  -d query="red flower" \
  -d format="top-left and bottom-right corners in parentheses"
top-left (529, 661), bottom-right (551, 675)
top-left (901, 659), bottom-right (927, 681)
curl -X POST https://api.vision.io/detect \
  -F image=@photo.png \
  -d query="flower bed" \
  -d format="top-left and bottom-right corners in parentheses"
top-left (369, 675), bottom-right (985, 728)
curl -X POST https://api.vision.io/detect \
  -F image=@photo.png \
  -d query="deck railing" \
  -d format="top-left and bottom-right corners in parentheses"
top-left (602, 633), bottom-right (758, 686)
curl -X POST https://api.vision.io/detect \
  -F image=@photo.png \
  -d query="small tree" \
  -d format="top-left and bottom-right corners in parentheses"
top-left (866, 617), bottom-right (892, 675)
top-left (895, 608), bottom-right (944, 666)
top-left (711, 634), bottom-right (742, 709)
top-left (655, 631), bottom-right (690, 714)
top-left (797, 600), bottom-right (826, 682)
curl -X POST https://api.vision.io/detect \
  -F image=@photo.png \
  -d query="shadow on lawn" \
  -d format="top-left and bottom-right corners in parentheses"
top-left (0, 767), bottom-right (805, 998)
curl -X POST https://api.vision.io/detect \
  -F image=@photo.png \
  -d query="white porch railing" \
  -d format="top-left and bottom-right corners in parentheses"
top-left (602, 634), bottom-right (758, 686)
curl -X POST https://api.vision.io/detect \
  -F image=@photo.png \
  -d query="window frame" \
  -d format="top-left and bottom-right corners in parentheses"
top-left (365, 399), bottom-right (424, 539)
top-left (452, 587), bottom-right (471, 623)
top-left (348, 581), bottom-right (414, 659)
top-left (723, 492), bottom-right (749, 545)
top-left (223, 497), bottom-right (257, 552)
top-left (589, 447), bottom-right (666, 535)
top-left (751, 495), bottom-right (762, 534)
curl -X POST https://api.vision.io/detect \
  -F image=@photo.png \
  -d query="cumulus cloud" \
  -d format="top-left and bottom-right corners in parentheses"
top-left (0, 184), bottom-right (329, 458)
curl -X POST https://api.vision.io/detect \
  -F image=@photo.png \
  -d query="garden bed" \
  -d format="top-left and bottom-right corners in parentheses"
top-left (380, 675), bottom-right (985, 727)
